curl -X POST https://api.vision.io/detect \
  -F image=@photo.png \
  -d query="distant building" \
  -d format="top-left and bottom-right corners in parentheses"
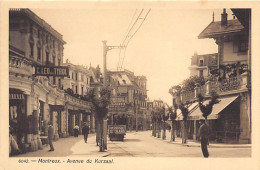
top-left (62, 61), bottom-right (102, 134)
top-left (188, 52), bottom-right (218, 77)
top-left (107, 69), bottom-right (148, 131)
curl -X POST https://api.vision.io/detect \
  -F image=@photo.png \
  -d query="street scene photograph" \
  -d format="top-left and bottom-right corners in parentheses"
top-left (4, 2), bottom-right (255, 163)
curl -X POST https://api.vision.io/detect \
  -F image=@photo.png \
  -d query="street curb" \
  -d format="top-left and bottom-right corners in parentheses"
top-left (152, 136), bottom-right (251, 149)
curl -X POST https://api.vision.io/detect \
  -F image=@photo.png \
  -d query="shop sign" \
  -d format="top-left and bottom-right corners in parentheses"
top-left (9, 93), bottom-right (24, 100)
top-left (108, 105), bottom-right (126, 112)
top-left (34, 66), bottom-right (69, 77)
top-left (110, 97), bottom-right (125, 103)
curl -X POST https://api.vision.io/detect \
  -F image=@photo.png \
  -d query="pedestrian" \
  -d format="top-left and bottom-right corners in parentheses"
top-left (198, 119), bottom-right (209, 158)
top-left (9, 126), bottom-right (21, 156)
top-left (74, 125), bottom-right (79, 137)
top-left (82, 123), bottom-right (90, 143)
top-left (48, 122), bottom-right (54, 151)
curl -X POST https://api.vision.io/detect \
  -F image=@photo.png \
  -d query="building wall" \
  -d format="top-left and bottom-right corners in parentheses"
top-left (223, 41), bottom-right (247, 64)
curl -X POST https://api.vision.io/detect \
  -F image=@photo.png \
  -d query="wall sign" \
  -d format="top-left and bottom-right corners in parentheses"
top-left (34, 66), bottom-right (69, 77)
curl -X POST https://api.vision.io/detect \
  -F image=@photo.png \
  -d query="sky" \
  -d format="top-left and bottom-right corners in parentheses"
top-left (31, 4), bottom-right (234, 105)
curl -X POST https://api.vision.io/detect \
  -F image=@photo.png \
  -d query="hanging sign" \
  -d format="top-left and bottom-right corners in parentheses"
top-left (34, 66), bottom-right (69, 77)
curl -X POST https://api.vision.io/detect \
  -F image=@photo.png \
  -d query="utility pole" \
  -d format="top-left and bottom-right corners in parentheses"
top-left (102, 40), bottom-right (124, 150)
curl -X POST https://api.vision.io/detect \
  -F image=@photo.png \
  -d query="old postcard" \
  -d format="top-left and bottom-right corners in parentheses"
top-left (0, 1), bottom-right (260, 170)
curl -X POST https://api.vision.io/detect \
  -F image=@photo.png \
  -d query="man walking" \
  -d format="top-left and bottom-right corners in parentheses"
top-left (82, 123), bottom-right (89, 143)
top-left (48, 122), bottom-right (54, 151)
top-left (198, 119), bottom-right (209, 158)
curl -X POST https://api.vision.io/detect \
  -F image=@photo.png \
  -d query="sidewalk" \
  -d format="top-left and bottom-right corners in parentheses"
top-left (152, 131), bottom-right (251, 148)
top-left (69, 134), bottom-right (111, 157)
top-left (13, 133), bottom-right (111, 157)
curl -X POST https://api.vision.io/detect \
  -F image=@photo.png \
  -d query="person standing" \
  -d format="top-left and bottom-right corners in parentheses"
top-left (74, 125), bottom-right (79, 137)
top-left (198, 119), bottom-right (209, 158)
top-left (48, 122), bottom-right (54, 151)
top-left (82, 123), bottom-right (90, 143)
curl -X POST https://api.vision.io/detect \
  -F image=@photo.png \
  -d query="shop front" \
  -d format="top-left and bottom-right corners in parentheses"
top-left (188, 95), bottom-right (241, 143)
top-left (9, 88), bottom-right (28, 154)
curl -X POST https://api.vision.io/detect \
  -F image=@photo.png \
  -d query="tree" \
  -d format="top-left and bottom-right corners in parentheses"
top-left (179, 103), bottom-right (189, 144)
top-left (198, 92), bottom-right (220, 121)
top-left (162, 107), bottom-right (169, 140)
top-left (168, 104), bottom-right (177, 142)
top-left (169, 85), bottom-right (181, 97)
top-left (87, 87), bottom-right (111, 152)
top-left (156, 109), bottom-right (162, 138)
top-left (151, 111), bottom-right (156, 137)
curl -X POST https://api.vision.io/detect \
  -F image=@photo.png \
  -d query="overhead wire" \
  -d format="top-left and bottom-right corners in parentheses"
top-left (119, 9), bottom-right (151, 70)
top-left (117, 9), bottom-right (138, 70)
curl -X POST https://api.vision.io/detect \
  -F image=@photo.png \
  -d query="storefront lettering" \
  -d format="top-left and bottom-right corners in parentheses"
top-left (34, 66), bottom-right (69, 77)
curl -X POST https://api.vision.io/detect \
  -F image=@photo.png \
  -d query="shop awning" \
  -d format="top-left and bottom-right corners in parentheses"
top-left (49, 105), bottom-right (65, 111)
top-left (68, 109), bottom-right (91, 115)
top-left (187, 95), bottom-right (239, 120)
top-left (176, 102), bottom-right (199, 121)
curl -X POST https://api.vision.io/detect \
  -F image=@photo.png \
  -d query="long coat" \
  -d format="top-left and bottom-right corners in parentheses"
top-left (48, 126), bottom-right (54, 139)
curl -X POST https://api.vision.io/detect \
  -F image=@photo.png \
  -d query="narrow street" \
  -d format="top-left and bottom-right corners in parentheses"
top-left (15, 131), bottom-right (251, 158)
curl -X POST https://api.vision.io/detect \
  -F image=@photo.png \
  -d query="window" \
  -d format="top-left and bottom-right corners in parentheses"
top-left (52, 56), bottom-right (55, 65)
top-left (58, 58), bottom-right (61, 66)
top-left (72, 84), bottom-right (74, 93)
top-left (75, 73), bottom-right (78, 80)
top-left (199, 59), bottom-right (204, 66)
top-left (81, 86), bottom-right (84, 95)
top-left (30, 43), bottom-right (34, 58)
top-left (199, 70), bottom-right (203, 77)
top-left (46, 52), bottom-right (49, 65)
top-left (72, 72), bottom-right (74, 79)
top-left (38, 30), bottom-right (40, 38)
top-left (233, 41), bottom-right (248, 53)
top-left (239, 42), bottom-right (248, 52)
top-left (75, 85), bottom-right (78, 94)
top-left (53, 76), bottom-right (56, 85)
top-left (53, 40), bottom-right (55, 48)
top-left (81, 75), bottom-right (84, 81)
top-left (37, 47), bottom-right (41, 61)
top-left (58, 78), bottom-right (61, 89)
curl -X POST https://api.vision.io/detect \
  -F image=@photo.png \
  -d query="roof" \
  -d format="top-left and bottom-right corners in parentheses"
top-left (198, 19), bottom-right (244, 39)
top-left (9, 8), bottom-right (66, 44)
top-left (110, 73), bottom-right (132, 86)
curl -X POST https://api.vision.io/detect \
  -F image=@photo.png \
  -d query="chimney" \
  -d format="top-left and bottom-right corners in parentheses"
top-left (221, 8), bottom-right (228, 26)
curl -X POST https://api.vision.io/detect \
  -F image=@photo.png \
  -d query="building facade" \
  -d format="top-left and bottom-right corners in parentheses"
top-left (9, 8), bottom-right (96, 154)
top-left (172, 9), bottom-right (251, 144)
top-left (9, 8), bottom-right (67, 153)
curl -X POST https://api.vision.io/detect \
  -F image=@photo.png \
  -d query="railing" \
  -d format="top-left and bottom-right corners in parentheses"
top-left (65, 94), bottom-right (91, 108)
top-left (180, 74), bottom-right (248, 103)
top-left (9, 53), bottom-right (33, 76)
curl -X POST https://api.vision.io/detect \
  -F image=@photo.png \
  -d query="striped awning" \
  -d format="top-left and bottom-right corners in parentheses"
top-left (176, 102), bottom-right (199, 121)
top-left (187, 95), bottom-right (239, 120)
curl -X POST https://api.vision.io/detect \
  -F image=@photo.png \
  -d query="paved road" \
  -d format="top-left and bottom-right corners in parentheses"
top-left (107, 131), bottom-right (251, 157)
top-left (13, 131), bottom-right (251, 157)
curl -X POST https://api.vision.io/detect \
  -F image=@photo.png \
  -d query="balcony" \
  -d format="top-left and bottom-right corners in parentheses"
top-left (9, 46), bottom-right (33, 76)
top-left (180, 73), bottom-right (249, 103)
